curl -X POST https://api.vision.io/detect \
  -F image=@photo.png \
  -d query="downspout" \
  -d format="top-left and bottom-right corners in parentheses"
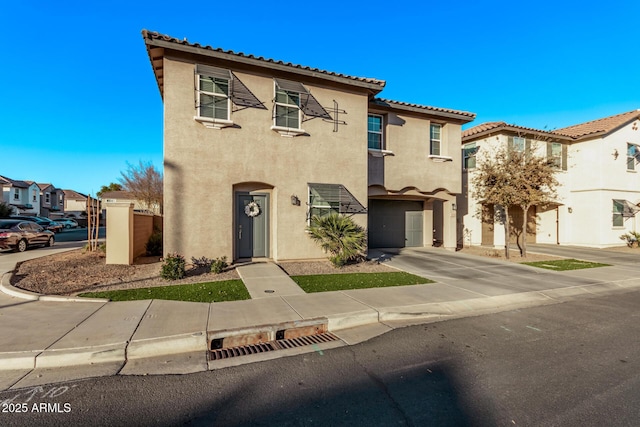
top-left (556, 206), bottom-right (560, 245)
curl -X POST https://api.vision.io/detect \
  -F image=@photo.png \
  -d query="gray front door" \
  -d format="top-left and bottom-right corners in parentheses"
top-left (236, 193), bottom-right (268, 259)
top-left (405, 211), bottom-right (423, 247)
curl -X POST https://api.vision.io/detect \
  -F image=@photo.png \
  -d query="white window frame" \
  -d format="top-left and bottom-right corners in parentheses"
top-left (430, 124), bottom-right (442, 156)
top-left (613, 199), bottom-right (625, 227)
top-left (627, 143), bottom-right (639, 171)
top-left (273, 87), bottom-right (302, 132)
top-left (13, 188), bottom-right (19, 201)
top-left (512, 136), bottom-right (526, 153)
top-left (194, 71), bottom-right (233, 129)
top-left (368, 114), bottom-right (384, 150)
top-left (463, 143), bottom-right (477, 170)
top-left (549, 142), bottom-right (563, 169)
top-left (32, 190), bottom-right (37, 202)
top-left (45, 192), bottom-right (50, 204)
top-left (308, 185), bottom-right (340, 222)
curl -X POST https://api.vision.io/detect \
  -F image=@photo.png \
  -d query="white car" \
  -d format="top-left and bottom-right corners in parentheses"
top-left (54, 218), bottom-right (79, 229)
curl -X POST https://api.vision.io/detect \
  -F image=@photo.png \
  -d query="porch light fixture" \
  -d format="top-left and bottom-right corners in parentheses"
top-left (568, 207), bottom-right (573, 213)
top-left (291, 195), bottom-right (300, 206)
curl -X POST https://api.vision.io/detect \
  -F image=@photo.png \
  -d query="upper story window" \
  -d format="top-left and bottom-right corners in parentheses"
top-left (13, 188), bottom-right (19, 200)
top-left (194, 64), bottom-right (237, 129)
top-left (430, 124), bottom-right (442, 156)
top-left (274, 88), bottom-right (301, 129)
top-left (32, 190), bottom-right (37, 202)
top-left (45, 192), bottom-right (50, 203)
top-left (463, 143), bottom-right (478, 169)
top-left (511, 136), bottom-right (526, 153)
top-left (197, 74), bottom-right (230, 120)
top-left (368, 115), bottom-right (383, 150)
top-left (547, 141), bottom-right (566, 169)
top-left (627, 143), bottom-right (639, 171)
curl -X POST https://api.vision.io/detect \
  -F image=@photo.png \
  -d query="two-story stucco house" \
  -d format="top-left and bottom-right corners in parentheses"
top-left (461, 109), bottom-right (640, 248)
top-left (37, 183), bottom-right (65, 217)
top-left (0, 175), bottom-right (40, 215)
top-left (143, 31), bottom-right (475, 261)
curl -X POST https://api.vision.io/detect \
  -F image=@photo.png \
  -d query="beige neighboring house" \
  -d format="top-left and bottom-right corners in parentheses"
top-left (101, 191), bottom-right (146, 211)
top-left (462, 109), bottom-right (640, 248)
top-left (142, 31), bottom-right (475, 262)
top-left (62, 189), bottom-right (89, 218)
top-left (0, 176), bottom-right (40, 215)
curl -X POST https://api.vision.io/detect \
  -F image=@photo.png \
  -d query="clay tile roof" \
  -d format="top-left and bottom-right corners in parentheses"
top-left (461, 122), bottom-right (507, 138)
top-left (142, 30), bottom-right (386, 96)
top-left (462, 121), bottom-right (573, 142)
top-left (372, 98), bottom-right (476, 121)
top-left (552, 109), bottom-right (640, 139)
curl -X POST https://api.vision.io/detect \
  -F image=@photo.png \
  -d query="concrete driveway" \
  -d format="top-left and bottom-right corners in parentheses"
top-left (370, 246), bottom-right (634, 298)
top-left (527, 243), bottom-right (640, 269)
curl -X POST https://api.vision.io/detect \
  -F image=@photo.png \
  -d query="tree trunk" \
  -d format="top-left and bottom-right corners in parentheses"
top-left (504, 205), bottom-right (510, 259)
top-left (521, 205), bottom-right (530, 258)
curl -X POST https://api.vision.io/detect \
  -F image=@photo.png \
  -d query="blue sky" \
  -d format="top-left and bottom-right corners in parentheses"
top-left (1, 1), bottom-right (638, 196)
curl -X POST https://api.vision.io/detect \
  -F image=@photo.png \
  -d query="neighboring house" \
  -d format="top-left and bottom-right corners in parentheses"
top-left (142, 30), bottom-right (475, 261)
top-left (0, 175), bottom-right (40, 215)
top-left (100, 191), bottom-right (155, 213)
top-left (62, 189), bottom-right (89, 217)
top-left (37, 183), bottom-right (65, 217)
top-left (461, 109), bottom-right (640, 248)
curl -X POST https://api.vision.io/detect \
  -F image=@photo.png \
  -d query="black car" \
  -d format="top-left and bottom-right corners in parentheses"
top-left (10, 215), bottom-right (63, 233)
top-left (0, 219), bottom-right (55, 252)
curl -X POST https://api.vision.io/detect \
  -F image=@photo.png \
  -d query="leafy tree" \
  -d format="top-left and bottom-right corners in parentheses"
top-left (97, 182), bottom-right (122, 197)
top-left (0, 202), bottom-right (13, 218)
top-left (306, 214), bottom-right (367, 267)
top-left (472, 142), bottom-right (559, 258)
top-left (119, 161), bottom-right (163, 214)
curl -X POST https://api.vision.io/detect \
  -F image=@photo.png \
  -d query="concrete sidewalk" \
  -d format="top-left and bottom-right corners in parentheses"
top-left (2, 246), bottom-right (640, 391)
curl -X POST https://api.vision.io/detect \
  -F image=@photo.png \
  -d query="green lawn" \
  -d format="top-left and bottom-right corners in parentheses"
top-left (79, 279), bottom-right (250, 303)
top-left (521, 259), bottom-right (611, 271)
top-left (291, 272), bottom-right (432, 293)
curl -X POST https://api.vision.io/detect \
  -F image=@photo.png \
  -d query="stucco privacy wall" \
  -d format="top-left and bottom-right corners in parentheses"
top-left (163, 55), bottom-right (369, 261)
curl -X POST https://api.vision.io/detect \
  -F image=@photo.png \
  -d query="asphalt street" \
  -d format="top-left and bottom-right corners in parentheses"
top-left (1, 287), bottom-right (638, 427)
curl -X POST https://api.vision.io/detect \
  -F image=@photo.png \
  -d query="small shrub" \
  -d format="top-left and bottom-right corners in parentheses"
top-left (161, 253), bottom-right (186, 280)
top-left (0, 202), bottom-right (12, 218)
top-left (484, 249), bottom-right (502, 258)
top-left (146, 229), bottom-right (163, 256)
top-left (191, 256), bottom-right (213, 268)
top-left (619, 231), bottom-right (640, 248)
top-left (211, 256), bottom-right (228, 274)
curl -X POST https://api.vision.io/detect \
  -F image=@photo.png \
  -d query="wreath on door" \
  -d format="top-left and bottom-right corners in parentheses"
top-left (244, 201), bottom-right (261, 218)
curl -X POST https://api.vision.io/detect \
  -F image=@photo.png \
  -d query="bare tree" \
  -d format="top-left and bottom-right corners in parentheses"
top-left (119, 161), bottom-right (163, 214)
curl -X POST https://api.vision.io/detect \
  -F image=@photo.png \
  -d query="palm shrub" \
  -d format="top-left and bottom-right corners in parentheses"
top-left (306, 214), bottom-right (367, 267)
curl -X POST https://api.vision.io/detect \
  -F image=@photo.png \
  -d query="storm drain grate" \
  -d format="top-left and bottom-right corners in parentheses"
top-left (209, 332), bottom-right (340, 361)
top-left (210, 342), bottom-right (276, 360)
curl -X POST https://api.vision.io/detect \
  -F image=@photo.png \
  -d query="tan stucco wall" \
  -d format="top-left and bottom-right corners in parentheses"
top-left (106, 203), bottom-right (134, 265)
top-left (369, 110), bottom-right (463, 195)
top-left (163, 56), bottom-right (370, 261)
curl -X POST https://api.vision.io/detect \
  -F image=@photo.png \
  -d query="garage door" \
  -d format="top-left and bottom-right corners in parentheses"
top-left (368, 200), bottom-right (423, 248)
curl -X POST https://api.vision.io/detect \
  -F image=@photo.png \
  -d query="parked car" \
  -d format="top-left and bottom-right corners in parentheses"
top-left (10, 215), bottom-right (63, 233)
top-left (0, 219), bottom-right (55, 252)
top-left (54, 218), bottom-right (78, 229)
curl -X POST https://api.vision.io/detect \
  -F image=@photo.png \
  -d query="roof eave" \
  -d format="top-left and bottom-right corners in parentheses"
top-left (370, 100), bottom-right (476, 123)
top-left (144, 37), bottom-right (386, 98)
top-left (463, 125), bottom-right (574, 143)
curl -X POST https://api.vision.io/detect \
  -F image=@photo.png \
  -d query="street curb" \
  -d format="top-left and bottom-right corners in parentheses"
top-left (1, 271), bottom-right (108, 303)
